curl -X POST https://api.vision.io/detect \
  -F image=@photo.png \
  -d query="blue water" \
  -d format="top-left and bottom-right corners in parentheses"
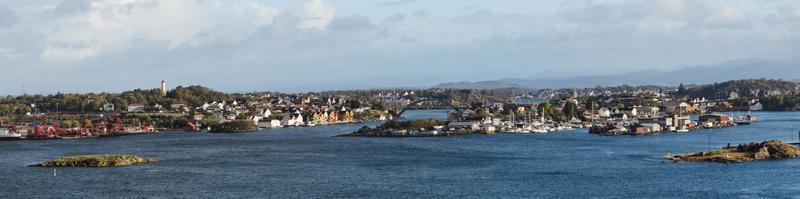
top-left (2, 110), bottom-right (800, 198)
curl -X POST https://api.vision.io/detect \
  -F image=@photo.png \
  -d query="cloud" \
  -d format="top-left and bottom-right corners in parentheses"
top-left (785, 1), bottom-right (800, 22)
top-left (560, 0), bottom-right (754, 30)
top-left (234, 1), bottom-right (281, 26)
top-left (51, 0), bottom-right (91, 17)
top-left (383, 14), bottom-right (405, 24)
top-left (0, 6), bottom-right (19, 29)
top-left (40, 0), bottom-right (215, 61)
top-left (35, 0), bottom-right (289, 61)
top-left (703, 3), bottom-right (751, 28)
top-left (296, 0), bottom-right (335, 30)
top-left (374, 0), bottom-right (416, 7)
top-left (413, 10), bottom-right (430, 18)
top-left (655, 0), bottom-right (697, 20)
top-left (3, 0), bottom-right (800, 93)
top-left (329, 15), bottom-right (375, 31)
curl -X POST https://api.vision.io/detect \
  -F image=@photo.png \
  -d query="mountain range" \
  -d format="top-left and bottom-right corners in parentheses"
top-left (435, 58), bottom-right (800, 89)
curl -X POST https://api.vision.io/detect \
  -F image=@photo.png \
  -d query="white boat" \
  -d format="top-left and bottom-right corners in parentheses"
top-left (531, 128), bottom-right (548, 133)
top-left (500, 128), bottom-right (522, 134)
top-left (735, 112), bottom-right (757, 125)
top-left (0, 128), bottom-right (22, 141)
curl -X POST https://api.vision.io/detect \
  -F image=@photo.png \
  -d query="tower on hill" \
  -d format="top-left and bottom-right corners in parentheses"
top-left (161, 80), bottom-right (167, 96)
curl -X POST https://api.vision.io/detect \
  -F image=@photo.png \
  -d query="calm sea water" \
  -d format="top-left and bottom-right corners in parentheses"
top-left (3, 110), bottom-right (800, 198)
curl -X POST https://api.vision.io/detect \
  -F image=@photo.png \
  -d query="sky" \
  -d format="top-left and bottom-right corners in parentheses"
top-left (0, 0), bottom-right (799, 94)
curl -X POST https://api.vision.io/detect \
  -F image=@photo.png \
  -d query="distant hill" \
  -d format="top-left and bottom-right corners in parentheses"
top-left (682, 79), bottom-right (799, 99)
top-left (435, 58), bottom-right (800, 89)
top-left (435, 80), bottom-right (520, 89)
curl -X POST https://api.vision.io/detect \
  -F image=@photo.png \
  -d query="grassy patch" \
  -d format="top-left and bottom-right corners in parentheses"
top-left (32, 155), bottom-right (157, 167)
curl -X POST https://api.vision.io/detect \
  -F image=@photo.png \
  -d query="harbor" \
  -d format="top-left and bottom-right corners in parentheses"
top-left (0, 115), bottom-right (157, 140)
top-left (3, 110), bottom-right (799, 198)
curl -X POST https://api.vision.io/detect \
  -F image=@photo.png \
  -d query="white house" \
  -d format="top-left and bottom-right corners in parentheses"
top-left (626, 107), bottom-right (638, 117)
top-left (638, 106), bottom-right (660, 117)
top-left (259, 119), bottom-right (283, 128)
top-left (749, 100), bottom-right (763, 111)
top-left (202, 101), bottom-right (225, 111)
top-left (598, 107), bottom-right (611, 118)
top-left (256, 109), bottom-right (272, 119)
top-left (281, 114), bottom-right (304, 127)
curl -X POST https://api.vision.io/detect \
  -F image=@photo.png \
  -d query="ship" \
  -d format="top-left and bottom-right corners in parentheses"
top-left (0, 127), bottom-right (23, 141)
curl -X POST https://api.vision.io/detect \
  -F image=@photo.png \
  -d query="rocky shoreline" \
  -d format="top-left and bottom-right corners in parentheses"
top-left (666, 140), bottom-right (800, 163)
top-left (32, 155), bottom-right (158, 167)
top-left (209, 120), bottom-right (259, 133)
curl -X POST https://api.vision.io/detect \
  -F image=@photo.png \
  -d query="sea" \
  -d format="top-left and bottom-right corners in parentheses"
top-left (2, 110), bottom-right (800, 198)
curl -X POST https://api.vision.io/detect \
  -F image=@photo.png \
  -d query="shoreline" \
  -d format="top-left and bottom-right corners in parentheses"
top-left (666, 140), bottom-right (800, 164)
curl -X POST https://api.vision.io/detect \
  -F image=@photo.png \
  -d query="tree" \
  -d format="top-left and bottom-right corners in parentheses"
top-left (563, 102), bottom-right (580, 120)
top-left (537, 102), bottom-right (555, 120)
top-left (677, 83), bottom-right (686, 96)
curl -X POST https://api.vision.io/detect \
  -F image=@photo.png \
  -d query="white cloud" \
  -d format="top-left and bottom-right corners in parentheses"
top-left (0, 6), bottom-right (19, 29)
top-left (296, 0), bottom-right (335, 29)
top-left (655, 0), bottom-right (693, 20)
top-left (703, 3), bottom-right (750, 28)
top-left (234, 1), bottom-right (281, 26)
top-left (2, 0), bottom-right (800, 92)
top-left (329, 15), bottom-right (375, 31)
top-left (41, 0), bottom-right (214, 60)
top-left (786, 1), bottom-right (800, 21)
top-left (37, 0), bottom-right (288, 61)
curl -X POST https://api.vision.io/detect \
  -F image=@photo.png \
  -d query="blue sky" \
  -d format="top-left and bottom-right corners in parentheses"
top-left (0, 0), bottom-right (799, 93)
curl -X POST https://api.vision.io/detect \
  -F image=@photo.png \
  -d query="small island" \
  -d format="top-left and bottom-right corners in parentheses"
top-left (347, 119), bottom-right (476, 137)
top-left (32, 155), bottom-right (158, 167)
top-left (666, 140), bottom-right (800, 163)
top-left (209, 120), bottom-right (259, 133)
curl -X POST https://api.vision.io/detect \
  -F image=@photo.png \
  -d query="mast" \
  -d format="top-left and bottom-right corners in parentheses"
top-left (592, 102), bottom-right (597, 124)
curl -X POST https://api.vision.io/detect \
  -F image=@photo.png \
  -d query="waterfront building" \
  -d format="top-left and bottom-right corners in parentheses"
top-left (699, 114), bottom-right (730, 123)
top-left (281, 113), bottom-right (304, 127)
top-left (448, 121), bottom-right (480, 131)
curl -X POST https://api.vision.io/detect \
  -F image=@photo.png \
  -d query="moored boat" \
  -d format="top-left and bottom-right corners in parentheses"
top-left (735, 113), bottom-right (757, 125)
top-left (0, 128), bottom-right (23, 141)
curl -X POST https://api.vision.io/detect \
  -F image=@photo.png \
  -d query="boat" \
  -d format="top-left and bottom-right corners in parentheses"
top-left (530, 128), bottom-right (548, 133)
top-left (702, 122), bottom-right (715, 129)
top-left (184, 121), bottom-right (203, 132)
top-left (735, 112), bottom-right (757, 125)
top-left (0, 128), bottom-right (23, 141)
top-left (61, 135), bottom-right (96, 140)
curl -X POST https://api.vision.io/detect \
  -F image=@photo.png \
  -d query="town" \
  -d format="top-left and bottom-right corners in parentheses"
top-left (0, 79), bottom-right (796, 140)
